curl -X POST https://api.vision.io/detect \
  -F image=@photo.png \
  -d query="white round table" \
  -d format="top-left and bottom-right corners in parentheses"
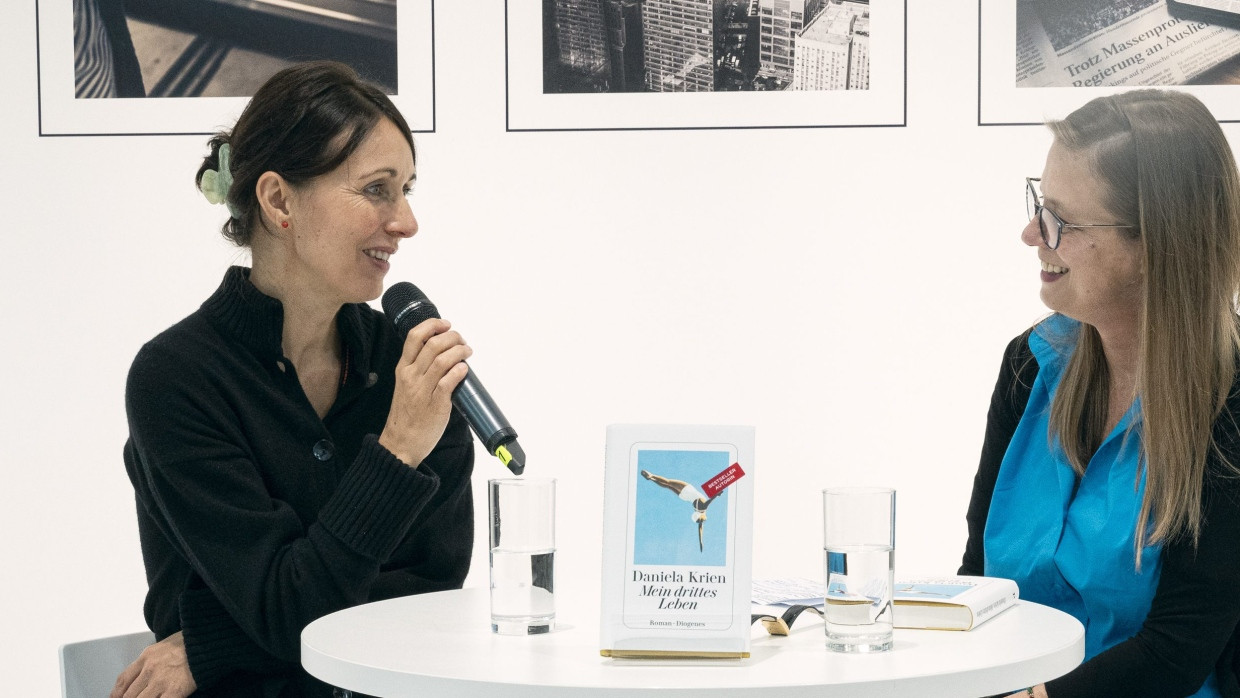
top-left (302, 587), bottom-right (1083, 697)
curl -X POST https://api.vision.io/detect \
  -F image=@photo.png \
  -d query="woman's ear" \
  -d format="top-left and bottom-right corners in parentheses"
top-left (254, 171), bottom-right (291, 230)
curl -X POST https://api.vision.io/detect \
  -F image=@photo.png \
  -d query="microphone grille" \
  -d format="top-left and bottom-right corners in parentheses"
top-left (382, 282), bottom-right (442, 335)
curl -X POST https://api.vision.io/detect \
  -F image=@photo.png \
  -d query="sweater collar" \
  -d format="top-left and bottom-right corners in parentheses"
top-left (200, 266), bottom-right (375, 381)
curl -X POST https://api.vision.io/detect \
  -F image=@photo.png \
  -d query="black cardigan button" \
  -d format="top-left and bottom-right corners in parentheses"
top-left (312, 440), bottom-right (335, 461)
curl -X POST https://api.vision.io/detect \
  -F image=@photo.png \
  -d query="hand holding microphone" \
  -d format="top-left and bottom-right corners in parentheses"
top-left (377, 315), bottom-right (471, 470)
top-left (383, 283), bottom-right (527, 475)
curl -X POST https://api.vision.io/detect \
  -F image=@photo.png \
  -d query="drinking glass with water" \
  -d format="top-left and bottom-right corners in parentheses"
top-left (489, 477), bottom-right (556, 635)
top-left (822, 487), bottom-right (895, 653)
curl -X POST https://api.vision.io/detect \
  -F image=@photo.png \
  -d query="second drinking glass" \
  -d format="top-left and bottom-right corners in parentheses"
top-left (822, 486), bottom-right (896, 653)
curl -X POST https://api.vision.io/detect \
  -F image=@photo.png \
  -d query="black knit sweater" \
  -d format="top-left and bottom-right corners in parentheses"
top-left (124, 267), bottom-right (474, 696)
top-left (961, 329), bottom-right (1240, 697)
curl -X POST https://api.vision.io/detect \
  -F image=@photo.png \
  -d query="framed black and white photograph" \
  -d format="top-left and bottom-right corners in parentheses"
top-left (36, 0), bottom-right (436, 136)
top-left (506, 0), bottom-right (906, 131)
top-left (979, 0), bottom-right (1240, 125)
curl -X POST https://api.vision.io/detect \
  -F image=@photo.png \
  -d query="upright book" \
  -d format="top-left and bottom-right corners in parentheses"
top-left (892, 575), bottom-right (1019, 631)
top-left (600, 424), bottom-right (755, 658)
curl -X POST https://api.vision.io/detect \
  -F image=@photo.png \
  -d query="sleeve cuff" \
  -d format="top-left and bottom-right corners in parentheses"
top-left (179, 585), bottom-right (281, 689)
top-left (316, 434), bottom-right (441, 561)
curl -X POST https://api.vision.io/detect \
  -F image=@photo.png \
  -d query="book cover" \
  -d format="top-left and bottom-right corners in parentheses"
top-left (600, 424), bottom-right (755, 658)
top-left (892, 575), bottom-right (1019, 631)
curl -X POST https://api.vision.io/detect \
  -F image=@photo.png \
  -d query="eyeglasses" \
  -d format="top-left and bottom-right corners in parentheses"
top-left (1025, 177), bottom-right (1136, 250)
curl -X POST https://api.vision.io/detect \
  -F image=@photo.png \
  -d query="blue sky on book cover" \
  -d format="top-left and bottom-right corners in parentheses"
top-left (633, 449), bottom-right (731, 567)
top-left (893, 583), bottom-right (972, 600)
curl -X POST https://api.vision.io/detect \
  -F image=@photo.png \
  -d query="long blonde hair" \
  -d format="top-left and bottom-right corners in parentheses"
top-left (1047, 89), bottom-right (1240, 554)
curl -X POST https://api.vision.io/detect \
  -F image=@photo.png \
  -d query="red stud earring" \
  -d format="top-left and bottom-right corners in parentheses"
top-left (281, 221), bottom-right (289, 228)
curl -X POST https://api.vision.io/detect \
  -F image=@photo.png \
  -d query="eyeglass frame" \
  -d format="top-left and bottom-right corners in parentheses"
top-left (1026, 177), bottom-right (1136, 250)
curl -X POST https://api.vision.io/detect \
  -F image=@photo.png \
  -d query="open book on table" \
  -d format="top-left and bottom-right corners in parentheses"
top-left (752, 575), bottom-right (1019, 632)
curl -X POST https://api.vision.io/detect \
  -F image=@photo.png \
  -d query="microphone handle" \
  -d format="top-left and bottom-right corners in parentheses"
top-left (452, 364), bottom-right (523, 474)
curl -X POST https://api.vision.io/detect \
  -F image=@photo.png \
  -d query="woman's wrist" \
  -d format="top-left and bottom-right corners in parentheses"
top-left (377, 429), bottom-right (421, 469)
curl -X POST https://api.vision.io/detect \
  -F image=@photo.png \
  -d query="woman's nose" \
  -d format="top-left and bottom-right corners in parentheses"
top-left (388, 200), bottom-right (418, 238)
top-left (1021, 215), bottom-right (1043, 248)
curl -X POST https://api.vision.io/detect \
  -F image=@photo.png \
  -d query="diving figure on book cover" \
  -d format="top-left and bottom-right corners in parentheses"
top-left (633, 449), bottom-right (730, 567)
top-left (640, 469), bottom-right (719, 552)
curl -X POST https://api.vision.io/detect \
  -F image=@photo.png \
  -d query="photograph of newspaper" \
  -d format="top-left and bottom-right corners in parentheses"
top-left (1016, 0), bottom-right (1240, 87)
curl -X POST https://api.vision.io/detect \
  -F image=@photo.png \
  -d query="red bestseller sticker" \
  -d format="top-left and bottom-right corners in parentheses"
top-left (700, 463), bottom-right (746, 499)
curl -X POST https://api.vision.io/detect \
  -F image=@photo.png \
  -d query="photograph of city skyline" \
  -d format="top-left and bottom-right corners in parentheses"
top-left (543, 0), bottom-right (872, 93)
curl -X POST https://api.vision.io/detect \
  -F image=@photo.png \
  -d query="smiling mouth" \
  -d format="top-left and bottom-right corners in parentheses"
top-left (365, 250), bottom-right (391, 262)
top-left (1041, 261), bottom-right (1068, 274)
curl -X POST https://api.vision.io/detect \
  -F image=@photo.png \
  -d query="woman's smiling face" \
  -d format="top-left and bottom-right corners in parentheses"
top-left (279, 118), bottom-right (418, 306)
top-left (1023, 141), bottom-right (1145, 337)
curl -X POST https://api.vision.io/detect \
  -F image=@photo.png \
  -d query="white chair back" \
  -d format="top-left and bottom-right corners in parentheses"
top-left (59, 631), bottom-right (155, 698)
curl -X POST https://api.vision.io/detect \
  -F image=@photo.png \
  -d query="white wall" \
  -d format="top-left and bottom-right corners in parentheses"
top-left (5, 2), bottom-right (1196, 693)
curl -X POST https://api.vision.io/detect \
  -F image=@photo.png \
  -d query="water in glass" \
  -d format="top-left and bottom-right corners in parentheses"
top-left (823, 544), bottom-right (894, 652)
top-left (489, 548), bottom-right (555, 634)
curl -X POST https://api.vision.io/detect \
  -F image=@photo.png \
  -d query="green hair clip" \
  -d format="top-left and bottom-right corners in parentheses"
top-left (201, 143), bottom-right (241, 219)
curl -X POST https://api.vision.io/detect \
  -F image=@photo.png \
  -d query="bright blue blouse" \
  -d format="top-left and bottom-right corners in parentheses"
top-left (984, 315), bottom-right (1219, 697)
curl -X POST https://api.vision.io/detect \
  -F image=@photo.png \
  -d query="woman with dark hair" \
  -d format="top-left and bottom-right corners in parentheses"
top-left (113, 61), bottom-right (475, 697)
top-left (961, 89), bottom-right (1240, 697)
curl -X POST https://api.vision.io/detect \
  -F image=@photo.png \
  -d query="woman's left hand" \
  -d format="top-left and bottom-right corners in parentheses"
top-left (1004, 686), bottom-right (1046, 698)
top-left (110, 631), bottom-right (197, 698)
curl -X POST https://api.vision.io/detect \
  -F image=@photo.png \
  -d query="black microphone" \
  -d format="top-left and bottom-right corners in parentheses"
top-left (382, 282), bottom-right (526, 475)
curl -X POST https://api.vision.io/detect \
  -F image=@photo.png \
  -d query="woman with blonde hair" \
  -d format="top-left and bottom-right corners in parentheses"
top-left (961, 89), bottom-right (1240, 697)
